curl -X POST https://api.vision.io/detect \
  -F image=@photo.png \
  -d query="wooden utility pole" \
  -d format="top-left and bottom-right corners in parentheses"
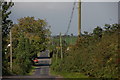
top-left (10, 29), bottom-right (12, 71)
top-left (118, 1), bottom-right (120, 50)
top-left (60, 32), bottom-right (63, 59)
top-left (0, 7), bottom-right (2, 77)
top-left (78, 0), bottom-right (81, 36)
top-left (56, 49), bottom-right (58, 62)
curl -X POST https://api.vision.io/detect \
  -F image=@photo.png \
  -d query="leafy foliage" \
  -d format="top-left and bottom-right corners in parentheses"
top-left (10, 17), bottom-right (51, 75)
top-left (51, 24), bottom-right (119, 78)
top-left (1, 1), bottom-right (14, 35)
top-left (12, 34), bottom-right (32, 75)
top-left (1, 1), bottom-right (14, 75)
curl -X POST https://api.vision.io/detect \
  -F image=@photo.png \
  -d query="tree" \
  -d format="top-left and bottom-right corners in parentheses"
top-left (1, 1), bottom-right (14, 75)
top-left (2, 1), bottom-right (14, 36)
top-left (83, 31), bottom-right (89, 36)
top-left (11, 17), bottom-right (51, 75)
top-left (104, 24), bottom-right (111, 32)
top-left (12, 17), bottom-right (50, 52)
top-left (110, 24), bottom-right (118, 33)
top-left (1, 1), bottom-right (14, 58)
top-left (93, 26), bottom-right (103, 40)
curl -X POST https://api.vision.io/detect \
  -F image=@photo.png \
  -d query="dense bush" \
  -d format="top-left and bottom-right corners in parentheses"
top-left (51, 24), bottom-right (119, 78)
top-left (12, 34), bottom-right (32, 75)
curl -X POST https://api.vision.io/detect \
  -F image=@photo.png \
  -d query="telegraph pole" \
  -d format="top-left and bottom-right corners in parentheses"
top-left (56, 49), bottom-right (58, 62)
top-left (10, 28), bottom-right (12, 71)
top-left (118, 1), bottom-right (120, 35)
top-left (78, 0), bottom-right (81, 36)
top-left (60, 32), bottom-right (63, 59)
top-left (0, 4), bottom-right (2, 78)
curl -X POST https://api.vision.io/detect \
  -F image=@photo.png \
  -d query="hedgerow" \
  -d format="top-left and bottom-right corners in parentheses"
top-left (51, 24), bottom-right (119, 78)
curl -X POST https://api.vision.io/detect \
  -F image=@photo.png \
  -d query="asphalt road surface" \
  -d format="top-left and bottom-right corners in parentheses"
top-left (33, 50), bottom-right (51, 76)
top-left (33, 50), bottom-right (54, 78)
top-left (2, 50), bottom-right (62, 80)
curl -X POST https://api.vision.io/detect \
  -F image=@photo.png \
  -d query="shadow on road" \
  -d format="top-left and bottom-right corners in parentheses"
top-left (37, 57), bottom-right (50, 59)
top-left (34, 64), bottom-right (51, 66)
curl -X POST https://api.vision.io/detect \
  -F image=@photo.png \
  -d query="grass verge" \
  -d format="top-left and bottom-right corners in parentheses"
top-left (27, 66), bottom-right (39, 75)
top-left (50, 70), bottom-right (88, 78)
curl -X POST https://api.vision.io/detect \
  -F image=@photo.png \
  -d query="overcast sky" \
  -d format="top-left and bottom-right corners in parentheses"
top-left (9, 2), bottom-right (118, 35)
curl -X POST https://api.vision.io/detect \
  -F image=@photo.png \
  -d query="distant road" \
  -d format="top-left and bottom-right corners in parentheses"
top-left (33, 50), bottom-right (51, 76)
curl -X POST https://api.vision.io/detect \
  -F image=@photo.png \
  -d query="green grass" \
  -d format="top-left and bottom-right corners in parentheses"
top-left (37, 52), bottom-right (41, 57)
top-left (53, 36), bottom-right (77, 45)
top-left (50, 70), bottom-right (88, 78)
top-left (65, 36), bottom-right (77, 45)
top-left (27, 66), bottom-right (39, 75)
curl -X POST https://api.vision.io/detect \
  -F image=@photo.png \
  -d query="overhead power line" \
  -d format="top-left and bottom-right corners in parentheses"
top-left (65, 2), bottom-right (76, 35)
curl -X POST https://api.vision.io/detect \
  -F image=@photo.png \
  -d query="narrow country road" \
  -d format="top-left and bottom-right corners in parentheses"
top-left (33, 50), bottom-right (51, 76)
top-left (2, 50), bottom-right (62, 80)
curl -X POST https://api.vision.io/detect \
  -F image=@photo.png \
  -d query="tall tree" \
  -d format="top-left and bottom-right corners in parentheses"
top-left (2, 1), bottom-right (14, 36)
top-left (11, 17), bottom-right (51, 75)
top-left (1, 1), bottom-right (14, 75)
top-left (12, 17), bottom-right (50, 52)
